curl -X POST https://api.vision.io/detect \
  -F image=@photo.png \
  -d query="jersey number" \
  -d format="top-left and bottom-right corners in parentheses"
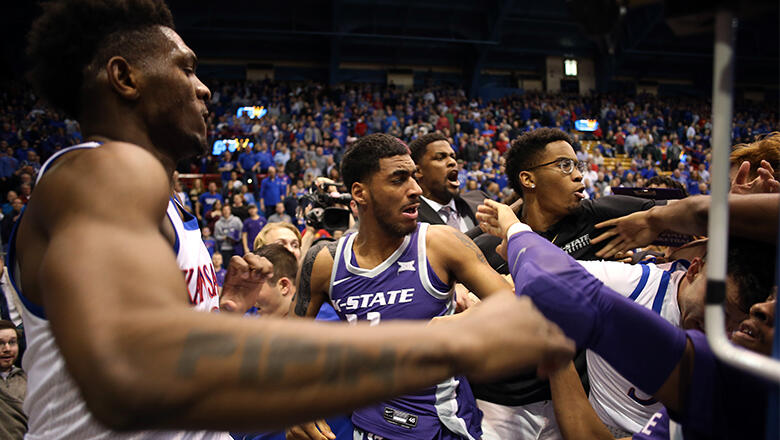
top-left (345, 312), bottom-right (381, 326)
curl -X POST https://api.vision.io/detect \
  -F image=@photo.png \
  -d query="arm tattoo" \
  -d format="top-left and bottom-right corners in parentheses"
top-left (293, 240), bottom-right (338, 317)
top-left (178, 331), bottom-right (397, 388)
top-left (451, 230), bottom-right (488, 265)
top-left (177, 331), bottom-right (238, 377)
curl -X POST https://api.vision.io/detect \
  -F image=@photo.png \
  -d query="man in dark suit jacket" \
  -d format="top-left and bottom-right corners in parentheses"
top-left (408, 133), bottom-right (486, 239)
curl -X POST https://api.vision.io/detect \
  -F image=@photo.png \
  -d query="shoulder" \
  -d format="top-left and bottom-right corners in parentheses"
top-left (301, 239), bottom-right (339, 284)
top-left (425, 224), bottom-right (471, 254)
top-left (31, 142), bottom-right (169, 223)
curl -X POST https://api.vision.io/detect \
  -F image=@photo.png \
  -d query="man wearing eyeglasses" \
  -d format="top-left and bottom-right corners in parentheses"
top-left (504, 128), bottom-right (661, 261)
top-left (472, 127), bottom-right (663, 440)
top-left (0, 319), bottom-right (25, 439)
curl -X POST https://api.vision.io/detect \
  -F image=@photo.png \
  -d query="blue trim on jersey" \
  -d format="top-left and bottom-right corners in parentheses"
top-left (628, 264), bottom-right (651, 301)
top-left (652, 260), bottom-right (690, 315)
top-left (5, 210), bottom-right (46, 320)
top-left (672, 259), bottom-right (691, 271)
top-left (6, 142), bottom-right (102, 321)
top-left (426, 257), bottom-right (449, 292)
top-left (170, 196), bottom-right (200, 231)
top-left (652, 271), bottom-right (671, 315)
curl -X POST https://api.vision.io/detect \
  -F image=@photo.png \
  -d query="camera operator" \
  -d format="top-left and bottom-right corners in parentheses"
top-left (298, 177), bottom-right (355, 246)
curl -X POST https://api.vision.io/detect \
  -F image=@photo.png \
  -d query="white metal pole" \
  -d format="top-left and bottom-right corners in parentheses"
top-left (704, 8), bottom-right (780, 384)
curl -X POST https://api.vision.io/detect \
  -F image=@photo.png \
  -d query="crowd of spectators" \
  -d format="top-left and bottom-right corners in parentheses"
top-left (1, 78), bottom-right (777, 261)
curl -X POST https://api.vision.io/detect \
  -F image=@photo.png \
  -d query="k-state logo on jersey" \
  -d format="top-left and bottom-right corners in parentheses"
top-left (334, 288), bottom-right (415, 312)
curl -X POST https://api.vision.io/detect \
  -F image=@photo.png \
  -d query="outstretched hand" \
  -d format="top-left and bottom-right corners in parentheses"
top-left (590, 210), bottom-right (660, 259)
top-left (476, 199), bottom-right (521, 238)
top-left (731, 160), bottom-right (779, 195)
top-left (477, 199), bottom-right (524, 261)
top-left (219, 253), bottom-right (274, 313)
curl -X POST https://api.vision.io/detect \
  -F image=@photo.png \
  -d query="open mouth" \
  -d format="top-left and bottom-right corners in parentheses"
top-left (732, 321), bottom-right (760, 345)
top-left (446, 169), bottom-right (460, 188)
top-left (574, 186), bottom-right (586, 199)
top-left (402, 204), bottom-right (419, 219)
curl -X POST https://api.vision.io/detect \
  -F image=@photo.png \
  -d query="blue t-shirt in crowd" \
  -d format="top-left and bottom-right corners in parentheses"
top-left (198, 192), bottom-right (223, 215)
top-left (256, 151), bottom-right (274, 172)
top-left (203, 236), bottom-right (217, 257)
top-left (0, 156), bottom-right (18, 178)
top-left (260, 176), bottom-right (286, 207)
top-left (494, 173), bottom-right (508, 190)
top-left (219, 159), bottom-right (236, 181)
top-left (238, 151), bottom-right (259, 171)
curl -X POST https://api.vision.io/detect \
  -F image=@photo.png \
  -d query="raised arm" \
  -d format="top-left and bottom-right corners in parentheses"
top-left (591, 193), bottom-right (780, 258)
top-left (426, 224), bottom-right (513, 299)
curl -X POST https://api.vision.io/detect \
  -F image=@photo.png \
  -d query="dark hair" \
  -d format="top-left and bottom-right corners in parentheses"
top-left (26, 0), bottom-right (174, 117)
top-left (341, 133), bottom-right (409, 190)
top-left (408, 133), bottom-right (448, 164)
top-left (727, 239), bottom-right (777, 313)
top-left (504, 128), bottom-right (572, 196)
top-left (646, 176), bottom-right (688, 196)
top-left (0, 320), bottom-right (19, 339)
top-left (255, 244), bottom-right (298, 283)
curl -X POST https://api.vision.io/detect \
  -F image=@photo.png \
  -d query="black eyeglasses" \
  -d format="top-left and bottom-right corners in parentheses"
top-left (527, 158), bottom-right (586, 175)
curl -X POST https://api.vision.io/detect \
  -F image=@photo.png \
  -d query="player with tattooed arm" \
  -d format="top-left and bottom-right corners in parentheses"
top-left (12, 2), bottom-right (575, 439)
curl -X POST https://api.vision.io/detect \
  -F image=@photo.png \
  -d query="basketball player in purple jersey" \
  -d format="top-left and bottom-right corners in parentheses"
top-left (13, 2), bottom-right (575, 438)
top-left (289, 134), bottom-right (525, 440)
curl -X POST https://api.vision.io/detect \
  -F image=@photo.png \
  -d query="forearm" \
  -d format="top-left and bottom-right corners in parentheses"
top-left (550, 362), bottom-right (614, 440)
top-left (88, 309), bottom-right (458, 431)
top-left (648, 193), bottom-right (779, 242)
top-left (645, 196), bottom-right (708, 237)
top-left (507, 228), bottom-right (687, 399)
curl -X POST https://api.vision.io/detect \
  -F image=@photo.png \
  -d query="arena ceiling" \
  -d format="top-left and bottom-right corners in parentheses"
top-left (168, 0), bottom-right (779, 87)
top-left (2, 0), bottom-right (778, 88)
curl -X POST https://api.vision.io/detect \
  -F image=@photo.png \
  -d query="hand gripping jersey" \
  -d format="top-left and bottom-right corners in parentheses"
top-left (329, 223), bottom-right (483, 440)
top-left (578, 260), bottom-right (688, 434)
top-left (7, 143), bottom-right (227, 439)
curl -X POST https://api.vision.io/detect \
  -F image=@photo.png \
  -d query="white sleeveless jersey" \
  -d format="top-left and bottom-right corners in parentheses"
top-left (8, 143), bottom-right (227, 439)
top-left (166, 196), bottom-right (221, 312)
top-left (577, 259), bottom-right (688, 434)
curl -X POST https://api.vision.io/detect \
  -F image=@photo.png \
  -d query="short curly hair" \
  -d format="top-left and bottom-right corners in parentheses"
top-left (408, 132), bottom-right (448, 164)
top-left (26, 0), bottom-right (174, 117)
top-left (341, 133), bottom-right (409, 190)
top-left (504, 128), bottom-right (572, 196)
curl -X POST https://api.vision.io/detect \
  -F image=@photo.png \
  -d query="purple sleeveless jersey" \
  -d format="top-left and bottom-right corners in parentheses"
top-left (329, 223), bottom-right (483, 440)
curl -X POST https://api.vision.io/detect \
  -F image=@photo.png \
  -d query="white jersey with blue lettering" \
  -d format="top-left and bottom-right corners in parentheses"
top-left (8, 143), bottom-right (226, 439)
top-left (577, 259), bottom-right (688, 435)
